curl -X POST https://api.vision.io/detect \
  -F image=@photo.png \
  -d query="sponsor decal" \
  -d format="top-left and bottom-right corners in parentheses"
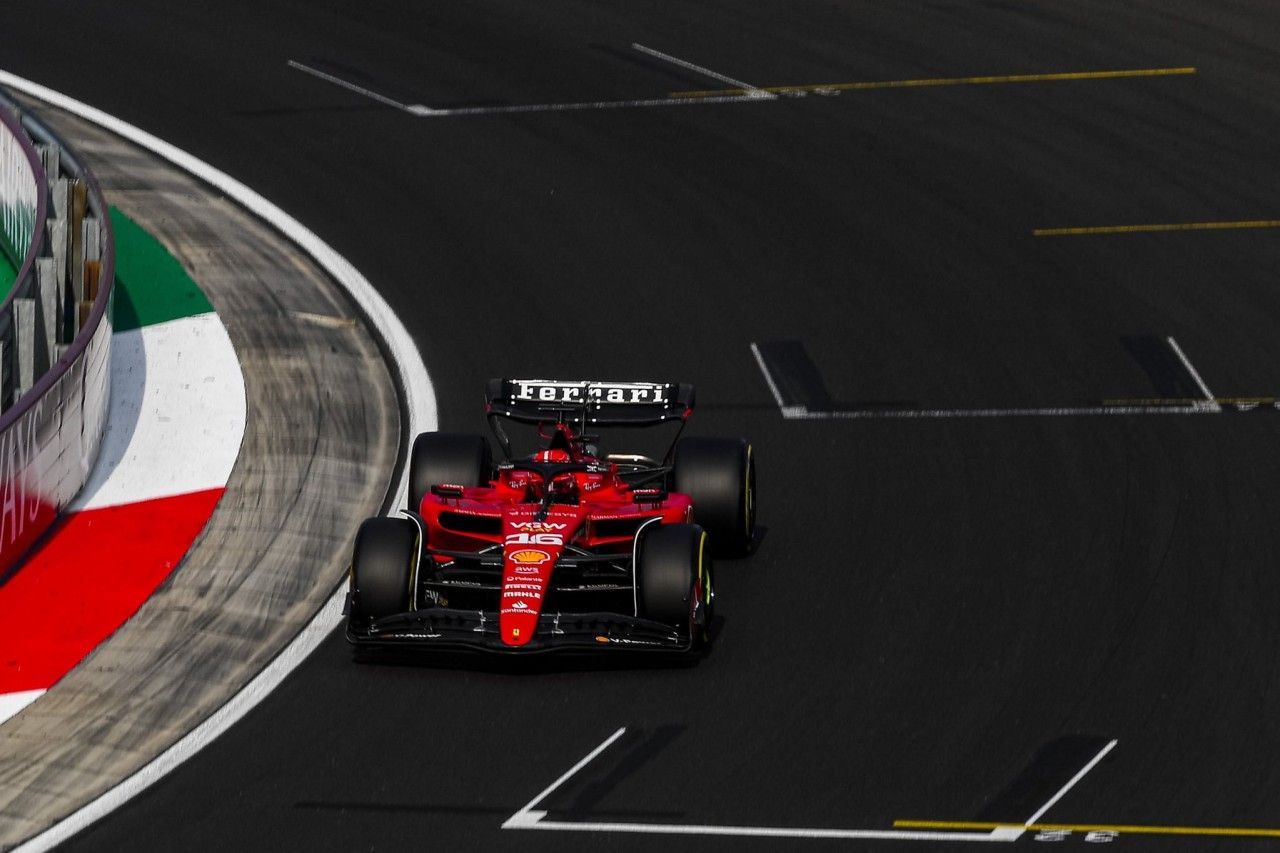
top-left (508, 548), bottom-right (550, 564)
top-left (506, 532), bottom-right (563, 545)
top-left (513, 565), bottom-right (538, 574)
top-left (503, 590), bottom-right (540, 599)
top-left (597, 636), bottom-right (667, 646)
top-left (510, 521), bottom-right (568, 532)
top-left (512, 628), bottom-right (521, 638)
top-left (511, 380), bottom-right (671, 406)
top-left (503, 581), bottom-right (543, 591)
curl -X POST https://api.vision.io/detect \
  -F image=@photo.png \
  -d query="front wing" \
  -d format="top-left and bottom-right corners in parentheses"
top-left (346, 605), bottom-right (691, 653)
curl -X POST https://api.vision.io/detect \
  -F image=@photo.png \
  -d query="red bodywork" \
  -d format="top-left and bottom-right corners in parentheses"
top-left (419, 443), bottom-right (691, 647)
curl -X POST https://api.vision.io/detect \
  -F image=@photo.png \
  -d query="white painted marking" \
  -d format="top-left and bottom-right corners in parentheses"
top-left (0, 690), bottom-right (45, 727)
top-left (287, 60), bottom-right (412, 111)
top-left (406, 93), bottom-right (766, 118)
top-left (514, 818), bottom-right (1015, 841)
top-left (503, 726), bottom-right (629, 829)
top-left (286, 59), bottom-right (768, 118)
top-left (71, 314), bottom-right (245, 510)
top-left (503, 728), bottom-right (1014, 843)
top-left (630, 44), bottom-right (772, 97)
top-left (1165, 336), bottom-right (1220, 411)
top-left (1022, 739), bottom-right (1117, 828)
top-left (0, 69), bottom-right (436, 853)
top-left (751, 343), bottom-right (1231, 420)
top-left (749, 342), bottom-right (807, 418)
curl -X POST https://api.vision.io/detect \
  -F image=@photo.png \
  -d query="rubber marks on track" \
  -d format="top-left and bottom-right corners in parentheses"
top-left (0, 208), bottom-right (245, 723)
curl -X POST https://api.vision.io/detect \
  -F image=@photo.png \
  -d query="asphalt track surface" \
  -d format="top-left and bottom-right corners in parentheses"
top-left (8, 1), bottom-right (1280, 850)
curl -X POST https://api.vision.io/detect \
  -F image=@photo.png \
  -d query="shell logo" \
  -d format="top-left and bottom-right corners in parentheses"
top-left (509, 549), bottom-right (550, 565)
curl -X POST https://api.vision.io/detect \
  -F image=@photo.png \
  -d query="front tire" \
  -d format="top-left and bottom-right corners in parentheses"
top-left (349, 517), bottom-right (418, 625)
top-left (637, 523), bottom-right (713, 647)
top-left (408, 432), bottom-right (492, 511)
top-left (672, 437), bottom-right (756, 556)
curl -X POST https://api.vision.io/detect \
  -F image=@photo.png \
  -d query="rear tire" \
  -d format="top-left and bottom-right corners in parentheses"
top-left (349, 517), bottom-right (418, 625)
top-left (637, 523), bottom-right (713, 647)
top-left (672, 437), bottom-right (756, 556)
top-left (408, 432), bottom-right (492, 511)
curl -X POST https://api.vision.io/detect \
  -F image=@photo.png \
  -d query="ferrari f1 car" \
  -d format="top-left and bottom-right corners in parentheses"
top-left (345, 378), bottom-right (756, 654)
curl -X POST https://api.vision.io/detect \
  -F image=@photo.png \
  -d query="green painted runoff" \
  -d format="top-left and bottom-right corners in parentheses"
top-left (110, 207), bottom-right (212, 331)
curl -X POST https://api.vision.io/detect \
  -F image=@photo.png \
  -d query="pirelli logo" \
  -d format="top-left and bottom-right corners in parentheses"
top-left (509, 380), bottom-right (671, 406)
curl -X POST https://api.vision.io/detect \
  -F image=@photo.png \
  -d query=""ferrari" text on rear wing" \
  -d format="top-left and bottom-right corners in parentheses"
top-left (486, 378), bottom-right (695, 425)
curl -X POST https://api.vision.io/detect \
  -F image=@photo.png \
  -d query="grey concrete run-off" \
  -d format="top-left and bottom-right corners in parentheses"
top-left (0, 99), bottom-right (400, 847)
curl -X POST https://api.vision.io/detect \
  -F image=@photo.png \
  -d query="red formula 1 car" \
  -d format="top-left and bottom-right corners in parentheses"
top-left (345, 378), bottom-right (756, 654)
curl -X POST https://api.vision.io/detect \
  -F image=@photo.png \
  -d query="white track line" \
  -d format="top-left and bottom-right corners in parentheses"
top-left (514, 818), bottom-right (1018, 841)
top-left (1022, 739), bottom-right (1118, 828)
top-left (405, 94), bottom-right (765, 117)
top-left (502, 726), bottom-right (629, 828)
top-left (286, 60), bottom-right (413, 111)
top-left (287, 60), bottom-right (770, 118)
top-left (1165, 336), bottom-right (1220, 412)
top-left (749, 343), bottom-right (1222, 420)
top-left (748, 341), bottom-right (807, 418)
top-left (630, 43), bottom-right (772, 97)
top-left (503, 729), bottom-right (1017, 843)
top-left (0, 69), bottom-right (436, 853)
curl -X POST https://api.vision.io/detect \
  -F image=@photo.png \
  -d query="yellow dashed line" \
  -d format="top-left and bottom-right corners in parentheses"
top-left (669, 66), bottom-right (1197, 99)
top-left (1034, 220), bottom-right (1280, 237)
top-left (895, 819), bottom-right (1280, 838)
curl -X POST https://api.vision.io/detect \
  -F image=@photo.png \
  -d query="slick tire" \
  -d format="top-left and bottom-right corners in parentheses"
top-left (672, 437), bottom-right (756, 556)
top-left (408, 432), bottom-right (493, 511)
top-left (349, 516), bottom-right (418, 624)
top-left (638, 523), bottom-right (713, 646)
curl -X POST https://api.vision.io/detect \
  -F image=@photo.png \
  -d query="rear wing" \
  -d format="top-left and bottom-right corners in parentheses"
top-left (486, 378), bottom-right (695, 426)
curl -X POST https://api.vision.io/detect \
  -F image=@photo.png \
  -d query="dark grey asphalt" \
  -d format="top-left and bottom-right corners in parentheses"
top-left (8, 1), bottom-right (1280, 849)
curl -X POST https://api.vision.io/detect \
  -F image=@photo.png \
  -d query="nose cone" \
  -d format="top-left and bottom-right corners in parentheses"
top-left (499, 506), bottom-right (584, 646)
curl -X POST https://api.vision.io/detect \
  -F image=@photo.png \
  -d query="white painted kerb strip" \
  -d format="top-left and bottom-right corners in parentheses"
top-left (0, 69), bottom-right (436, 853)
top-left (71, 314), bottom-right (246, 511)
top-left (0, 690), bottom-right (45, 727)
